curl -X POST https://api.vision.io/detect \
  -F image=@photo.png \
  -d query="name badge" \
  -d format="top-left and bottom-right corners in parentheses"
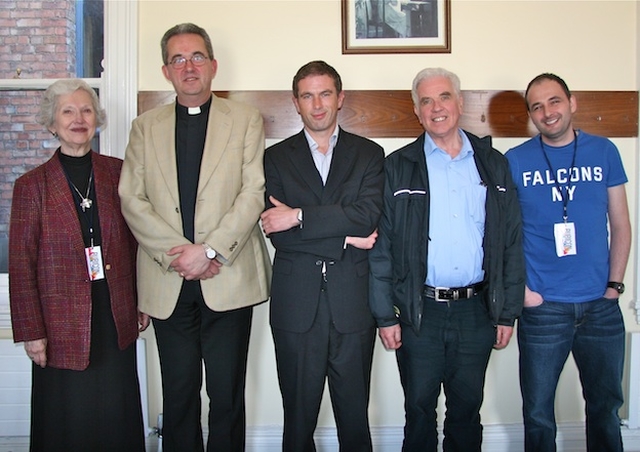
top-left (85, 246), bottom-right (105, 281)
top-left (554, 222), bottom-right (577, 257)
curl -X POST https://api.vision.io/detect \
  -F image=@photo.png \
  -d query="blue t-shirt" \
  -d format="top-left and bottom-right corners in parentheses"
top-left (505, 131), bottom-right (627, 302)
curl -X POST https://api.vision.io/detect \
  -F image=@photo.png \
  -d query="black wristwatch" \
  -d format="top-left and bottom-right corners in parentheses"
top-left (607, 281), bottom-right (625, 294)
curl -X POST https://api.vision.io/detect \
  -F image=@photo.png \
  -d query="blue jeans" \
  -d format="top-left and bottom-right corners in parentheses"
top-left (518, 297), bottom-right (625, 452)
top-left (396, 295), bottom-right (496, 452)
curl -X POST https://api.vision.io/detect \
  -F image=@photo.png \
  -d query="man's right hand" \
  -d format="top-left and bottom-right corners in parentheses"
top-left (379, 324), bottom-right (402, 350)
top-left (524, 285), bottom-right (544, 308)
top-left (168, 244), bottom-right (221, 280)
top-left (198, 259), bottom-right (222, 280)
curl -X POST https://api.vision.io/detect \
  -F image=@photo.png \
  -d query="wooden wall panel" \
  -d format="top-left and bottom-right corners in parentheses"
top-left (139, 90), bottom-right (638, 139)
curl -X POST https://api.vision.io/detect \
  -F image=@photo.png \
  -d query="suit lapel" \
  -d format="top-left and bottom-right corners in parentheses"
top-left (198, 96), bottom-right (232, 196)
top-left (151, 105), bottom-right (180, 206)
top-left (45, 154), bottom-right (87, 255)
top-left (323, 129), bottom-right (356, 200)
top-left (287, 131), bottom-right (324, 201)
top-left (91, 154), bottom-right (115, 253)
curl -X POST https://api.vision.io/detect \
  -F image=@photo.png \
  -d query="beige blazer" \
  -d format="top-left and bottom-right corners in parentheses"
top-left (119, 95), bottom-right (271, 319)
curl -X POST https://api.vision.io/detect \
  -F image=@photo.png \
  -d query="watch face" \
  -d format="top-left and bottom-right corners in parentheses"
top-left (206, 248), bottom-right (216, 259)
top-left (609, 282), bottom-right (625, 294)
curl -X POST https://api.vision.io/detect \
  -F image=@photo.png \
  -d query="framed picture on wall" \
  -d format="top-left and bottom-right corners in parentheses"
top-left (341, 0), bottom-right (451, 54)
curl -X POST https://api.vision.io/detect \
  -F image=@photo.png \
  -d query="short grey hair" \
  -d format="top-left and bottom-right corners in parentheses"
top-left (38, 79), bottom-right (107, 130)
top-left (161, 23), bottom-right (214, 65)
top-left (411, 67), bottom-right (462, 107)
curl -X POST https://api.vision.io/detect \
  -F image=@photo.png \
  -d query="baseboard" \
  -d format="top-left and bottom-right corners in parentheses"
top-left (2, 423), bottom-right (640, 452)
top-left (246, 423), bottom-right (640, 452)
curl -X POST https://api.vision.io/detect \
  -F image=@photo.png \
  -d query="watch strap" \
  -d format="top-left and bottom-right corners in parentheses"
top-left (607, 281), bottom-right (625, 294)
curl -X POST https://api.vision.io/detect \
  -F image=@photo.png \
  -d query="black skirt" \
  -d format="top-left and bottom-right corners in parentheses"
top-left (29, 281), bottom-right (145, 452)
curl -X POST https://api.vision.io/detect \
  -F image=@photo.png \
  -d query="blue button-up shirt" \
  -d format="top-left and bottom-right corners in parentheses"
top-left (424, 130), bottom-right (486, 287)
top-left (304, 125), bottom-right (339, 185)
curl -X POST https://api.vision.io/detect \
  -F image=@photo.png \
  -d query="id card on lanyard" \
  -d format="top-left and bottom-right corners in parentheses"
top-left (540, 132), bottom-right (578, 258)
top-left (554, 222), bottom-right (577, 256)
top-left (85, 245), bottom-right (105, 280)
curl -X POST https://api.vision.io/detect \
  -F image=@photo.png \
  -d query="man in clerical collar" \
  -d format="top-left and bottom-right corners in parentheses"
top-left (119, 22), bottom-right (271, 452)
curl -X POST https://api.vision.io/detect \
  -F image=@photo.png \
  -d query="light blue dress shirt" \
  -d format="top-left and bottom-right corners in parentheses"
top-left (304, 125), bottom-right (339, 185)
top-left (424, 130), bottom-right (486, 288)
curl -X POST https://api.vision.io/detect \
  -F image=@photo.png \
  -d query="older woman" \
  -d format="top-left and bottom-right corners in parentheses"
top-left (9, 79), bottom-right (148, 451)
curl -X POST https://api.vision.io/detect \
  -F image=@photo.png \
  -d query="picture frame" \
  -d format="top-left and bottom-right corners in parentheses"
top-left (341, 0), bottom-right (451, 54)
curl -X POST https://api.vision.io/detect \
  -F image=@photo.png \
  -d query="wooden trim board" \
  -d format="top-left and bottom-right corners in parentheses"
top-left (139, 90), bottom-right (638, 139)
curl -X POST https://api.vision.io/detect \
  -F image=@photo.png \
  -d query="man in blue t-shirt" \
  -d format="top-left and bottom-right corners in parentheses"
top-left (505, 73), bottom-right (631, 452)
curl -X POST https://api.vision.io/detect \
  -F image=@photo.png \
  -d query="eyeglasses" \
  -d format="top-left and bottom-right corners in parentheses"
top-left (168, 53), bottom-right (209, 69)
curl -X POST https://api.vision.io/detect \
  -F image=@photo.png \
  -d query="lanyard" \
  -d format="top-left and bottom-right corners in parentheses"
top-left (539, 130), bottom-right (577, 223)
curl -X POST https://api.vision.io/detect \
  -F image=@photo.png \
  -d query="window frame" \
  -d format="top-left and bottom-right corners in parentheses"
top-left (0, 1), bottom-right (138, 329)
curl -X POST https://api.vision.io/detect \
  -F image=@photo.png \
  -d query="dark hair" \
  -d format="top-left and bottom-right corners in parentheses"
top-left (161, 23), bottom-right (214, 65)
top-left (525, 73), bottom-right (572, 111)
top-left (292, 60), bottom-right (342, 98)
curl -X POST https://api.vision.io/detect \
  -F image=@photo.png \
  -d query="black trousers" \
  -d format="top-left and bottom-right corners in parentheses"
top-left (397, 294), bottom-right (495, 452)
top-left (272, 280), bottom-right (375, 452)
top-left (152, 281), bottom-right (253, 452)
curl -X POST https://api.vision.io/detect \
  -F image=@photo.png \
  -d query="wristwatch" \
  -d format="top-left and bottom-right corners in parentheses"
top-left (297, 208), bottom-right (303, 225)
top-left (607, 281), bottom-right (625, 294)
top-left (202, 243), bottom-right (217, 260)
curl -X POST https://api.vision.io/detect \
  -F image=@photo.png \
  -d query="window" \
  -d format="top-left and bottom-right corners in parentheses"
top-left (0, 1), bottom-right (137, 328)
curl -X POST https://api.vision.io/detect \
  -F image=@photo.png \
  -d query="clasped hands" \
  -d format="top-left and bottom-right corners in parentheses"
top-left (168, 243), bottom-right (222, 281)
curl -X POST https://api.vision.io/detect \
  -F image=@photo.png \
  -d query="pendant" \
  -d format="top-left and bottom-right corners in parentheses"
top-left (80, 198), bottom-right (92, 211)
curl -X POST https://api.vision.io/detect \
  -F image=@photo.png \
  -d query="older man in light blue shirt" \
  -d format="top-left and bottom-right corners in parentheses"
top-left (369, 67), bottom-right (524, 452)
top-left (425, 130), bottom-right (486, 289)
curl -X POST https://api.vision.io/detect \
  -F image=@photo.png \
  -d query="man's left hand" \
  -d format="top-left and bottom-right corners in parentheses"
top-left (493, 325), bottom-right (514, 350)
top-left (346, 229), bottom-right (378, 250)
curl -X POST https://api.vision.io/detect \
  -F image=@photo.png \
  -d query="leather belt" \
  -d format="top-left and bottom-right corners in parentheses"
top-left (423, 282), bottom-right (484, 302)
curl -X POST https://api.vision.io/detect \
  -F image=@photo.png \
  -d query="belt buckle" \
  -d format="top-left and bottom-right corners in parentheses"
top-left (434, 286), bottom-right (451, 302)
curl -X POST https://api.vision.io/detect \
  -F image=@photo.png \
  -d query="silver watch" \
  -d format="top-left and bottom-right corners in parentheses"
top-left (202, 243), bottom-right (217, 260)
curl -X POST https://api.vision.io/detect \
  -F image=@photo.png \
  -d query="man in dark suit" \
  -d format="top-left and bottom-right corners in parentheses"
top-left (260, 60), bottom-right (384, 452)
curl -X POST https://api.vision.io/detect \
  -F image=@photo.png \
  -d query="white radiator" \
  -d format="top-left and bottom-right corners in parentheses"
top-left (627, 332), bottom-right (640, 429)
top-left (0, 340), bottom-right (30, 435)
top-left (0, 338), bottom-right (152, 436)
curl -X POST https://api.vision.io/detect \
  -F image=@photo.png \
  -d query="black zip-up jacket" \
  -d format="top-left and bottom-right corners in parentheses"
top-left (369, 131), bottom-right (525, 333)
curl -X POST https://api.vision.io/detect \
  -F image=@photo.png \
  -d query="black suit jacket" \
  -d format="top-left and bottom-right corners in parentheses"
top-left (265, 128), bottom-right (385, 334)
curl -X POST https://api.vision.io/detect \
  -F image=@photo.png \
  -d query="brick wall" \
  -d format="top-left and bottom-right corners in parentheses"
top-left (0, 0), bottom-right (77, 271)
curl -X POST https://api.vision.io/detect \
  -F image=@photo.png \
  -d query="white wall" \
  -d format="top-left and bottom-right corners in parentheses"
top-left (135, 0), bottom-right (640, 431)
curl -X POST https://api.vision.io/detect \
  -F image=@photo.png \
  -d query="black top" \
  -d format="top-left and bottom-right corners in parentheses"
top-left (58, 150), bottom-right (102, 249)
top-left (175, 96), bottom-right (212, 242)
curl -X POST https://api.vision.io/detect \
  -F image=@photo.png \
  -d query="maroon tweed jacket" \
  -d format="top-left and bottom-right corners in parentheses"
top-left (9, 150), bottom-right (139, 371)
